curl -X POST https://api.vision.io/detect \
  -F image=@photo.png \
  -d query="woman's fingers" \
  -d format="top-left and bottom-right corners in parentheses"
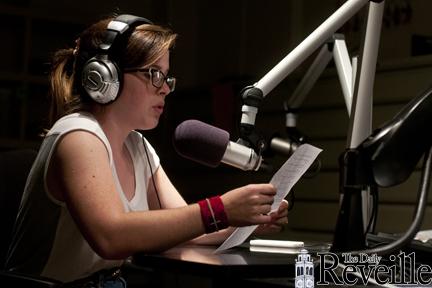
top-left (278, 199), bottom-right (289, 212)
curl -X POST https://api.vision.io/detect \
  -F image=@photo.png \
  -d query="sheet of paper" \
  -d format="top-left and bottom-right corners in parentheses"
top-left (215, 144), bottom-right (322, 253)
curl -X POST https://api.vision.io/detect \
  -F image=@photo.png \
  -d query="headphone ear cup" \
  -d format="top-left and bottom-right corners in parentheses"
top-left (82, 56), bottom-right (120, 104)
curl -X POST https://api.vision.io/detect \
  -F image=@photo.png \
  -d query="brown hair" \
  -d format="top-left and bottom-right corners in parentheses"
top-left (48, 17), bottom-right (177, 125)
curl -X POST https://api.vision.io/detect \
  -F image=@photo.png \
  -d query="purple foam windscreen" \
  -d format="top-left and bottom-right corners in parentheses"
top-left (173, 119), bottom-right (230, 167)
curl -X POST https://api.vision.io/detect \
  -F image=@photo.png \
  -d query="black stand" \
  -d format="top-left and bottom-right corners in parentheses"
top-left (331, 85), bottom-right (432, 254)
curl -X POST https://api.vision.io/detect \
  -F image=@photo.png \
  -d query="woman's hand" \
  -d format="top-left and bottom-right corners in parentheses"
top-left (221, 184), bottom-right (276, 227)
top-left (253, 199), bottom-right (289, 236)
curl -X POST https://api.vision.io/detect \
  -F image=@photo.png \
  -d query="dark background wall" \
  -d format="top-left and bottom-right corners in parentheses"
top-left (1, 0), bottom-right (432, 242)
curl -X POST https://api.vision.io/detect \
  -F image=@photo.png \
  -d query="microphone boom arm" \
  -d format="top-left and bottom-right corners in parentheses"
top-left (239, 0), bottom-right (376, 134)
top-left (238, 0), bottom-right (385, 250)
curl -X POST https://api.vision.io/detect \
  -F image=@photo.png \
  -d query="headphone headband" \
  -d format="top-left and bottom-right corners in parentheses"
top-left (82, 14), bottom-right (153, 104)
top-left (100, 14), bottom-right (153, 52)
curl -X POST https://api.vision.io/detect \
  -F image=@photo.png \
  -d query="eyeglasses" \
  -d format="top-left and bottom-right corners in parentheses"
top-left (125, 67), bottom-right (176, 92)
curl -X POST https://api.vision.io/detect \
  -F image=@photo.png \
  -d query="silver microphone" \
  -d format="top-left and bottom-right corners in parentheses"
top-left (173, 119), bottom-right (262, 171)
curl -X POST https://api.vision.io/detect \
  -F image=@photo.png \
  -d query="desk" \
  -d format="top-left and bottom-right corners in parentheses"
top-left (132, 242), bottom-right (432, 287)
top-left (132, 244), bottom-right (301, 288)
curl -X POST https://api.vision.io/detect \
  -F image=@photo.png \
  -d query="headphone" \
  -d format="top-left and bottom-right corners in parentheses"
top-left (82, 14), bottom-right (153, 104)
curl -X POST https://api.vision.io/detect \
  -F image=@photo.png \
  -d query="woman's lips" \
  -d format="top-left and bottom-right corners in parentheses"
top-left (153, 105), bottom-right (164, 114)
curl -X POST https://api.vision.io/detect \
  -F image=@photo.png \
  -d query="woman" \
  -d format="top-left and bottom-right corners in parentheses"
top-left (5, 14), bottom-right (288, 287)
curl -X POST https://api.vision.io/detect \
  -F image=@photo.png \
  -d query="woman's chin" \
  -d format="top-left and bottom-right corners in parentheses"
top-left (141, 119), bottom-right (159, 130)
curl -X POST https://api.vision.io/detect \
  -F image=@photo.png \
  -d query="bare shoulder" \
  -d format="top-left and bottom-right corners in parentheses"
top-left (47, 130), bottom-right (113, 201)
top-left (55, 130), bottom-right (109, 164)
top-left (49, 130), bottom-right (110, 184)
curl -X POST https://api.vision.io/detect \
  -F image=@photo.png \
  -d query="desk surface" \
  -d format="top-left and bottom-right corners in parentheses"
top-left (133, 244), bottom-right (324, 279)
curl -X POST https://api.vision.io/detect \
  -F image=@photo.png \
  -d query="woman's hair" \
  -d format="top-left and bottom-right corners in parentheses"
top-left (48, 16), bottom-right (177, 125)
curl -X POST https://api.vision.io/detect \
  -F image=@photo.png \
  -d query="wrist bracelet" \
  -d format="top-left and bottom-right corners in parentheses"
top-left (198, 199), bottom-right (213, 233)
top-left (198, 196), bottom-right (229, 233)
top-left (209, 196), bottom-right (229, 230)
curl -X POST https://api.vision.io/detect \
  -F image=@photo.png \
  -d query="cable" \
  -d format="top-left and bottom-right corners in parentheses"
top-left (364, 185), bottom-right (379, 238)
top-left (142, 136), bottom-right (162, 209)
top-left (371, 187), bottom-right (379, 233)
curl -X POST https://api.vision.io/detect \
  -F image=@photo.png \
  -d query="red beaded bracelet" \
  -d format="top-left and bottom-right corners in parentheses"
top-left (198, 196), bottom-right (229, 233)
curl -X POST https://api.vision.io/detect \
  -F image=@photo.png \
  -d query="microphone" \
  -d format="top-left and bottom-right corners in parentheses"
top-left (268, 131), bottom-right (321, 177)
top-left (173, 120), bottom-right (262, 171)
top-left (270, 137), bottom-right (300, 156)
top-left (268, 127), bottom-right (306, 156)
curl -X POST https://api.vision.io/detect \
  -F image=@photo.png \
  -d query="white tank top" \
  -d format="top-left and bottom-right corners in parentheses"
top-left (5, 112), bottom-right (160, 282)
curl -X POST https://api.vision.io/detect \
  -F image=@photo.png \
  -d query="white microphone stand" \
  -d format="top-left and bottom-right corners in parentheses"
top-left (238, 0), bottom-right (385, 251)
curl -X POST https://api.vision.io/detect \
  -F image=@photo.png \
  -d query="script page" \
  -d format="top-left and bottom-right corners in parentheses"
top-left (215, 144), bottom-right (322, 253)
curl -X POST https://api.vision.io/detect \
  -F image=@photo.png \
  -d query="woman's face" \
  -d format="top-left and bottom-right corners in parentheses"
top-left (119, 51), bottom-right (172, 130)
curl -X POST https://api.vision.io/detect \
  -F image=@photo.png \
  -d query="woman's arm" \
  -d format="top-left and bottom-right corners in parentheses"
top-left (147, 166), bottom-right (188, 209)
top-left (48, 131), bottom-right (207, 259)
top-left (149, 164), bottom-right (289, 245)
top-left (48, 131), bottom-right (276, 258)
top-left (147, 166), bottom-right (236, 244)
